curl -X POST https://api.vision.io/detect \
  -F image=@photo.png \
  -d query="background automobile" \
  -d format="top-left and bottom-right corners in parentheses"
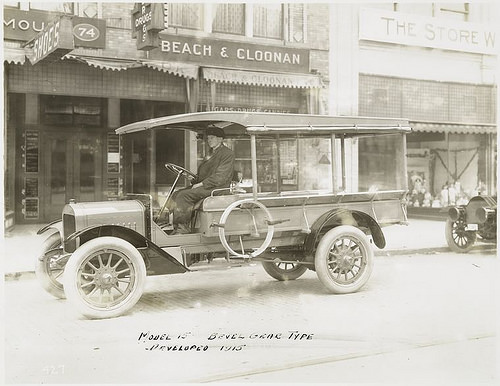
top-left (445, 195), bottom-right (497, 252)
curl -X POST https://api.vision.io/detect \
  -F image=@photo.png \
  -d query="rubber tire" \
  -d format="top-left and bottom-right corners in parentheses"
top-left (35, 232), bottom-right (66, 299)
top-left (262, 261), bottom-right (308, 281)
top-left (315, 225), bottom-right (374, 294)
top-left (63, 237), bottom-right (146, 319)
top-left (445, 219), bottom-right (476, 253)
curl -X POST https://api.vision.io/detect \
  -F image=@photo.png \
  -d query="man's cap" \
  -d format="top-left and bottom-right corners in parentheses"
top-left (207, 125), bottom-right (225, 138)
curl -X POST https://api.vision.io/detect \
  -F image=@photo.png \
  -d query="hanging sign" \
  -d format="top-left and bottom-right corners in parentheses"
top-left (27, 16), bottom-right (74, 65)
top-left (4, 9), bottom-right (106, 49)
top-left (131, 3), bottom-right (168, 50)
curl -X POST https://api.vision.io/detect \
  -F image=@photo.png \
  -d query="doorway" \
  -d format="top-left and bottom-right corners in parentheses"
top-left (43, 132), bottom-right (103, 221)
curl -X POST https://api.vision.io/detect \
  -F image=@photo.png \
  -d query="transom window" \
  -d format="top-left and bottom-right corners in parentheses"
top-left (212, 4), bottom-right (245, 35)
top-left (253, 4), bottom-right (283, 39)
top-left (169, 3), bottom-right (203, 30)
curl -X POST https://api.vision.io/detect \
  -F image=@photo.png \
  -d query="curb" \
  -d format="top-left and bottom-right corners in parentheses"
top-left (374, 246), bottom-right (451, 256)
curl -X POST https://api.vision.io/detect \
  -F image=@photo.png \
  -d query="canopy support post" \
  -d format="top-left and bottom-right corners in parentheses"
top-left (251, 134), bottom-right (258, 200)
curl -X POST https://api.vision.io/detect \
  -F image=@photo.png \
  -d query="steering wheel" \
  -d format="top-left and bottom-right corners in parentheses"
top-left (164, 163), bottom-right (197, 180)
top-left (156, 163), bottom-right (197, 222)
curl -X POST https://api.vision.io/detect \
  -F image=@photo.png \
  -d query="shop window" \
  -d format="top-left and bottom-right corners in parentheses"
top-left (358, 134), bottom-right (405, 191)
top-left (76, 3), bottom-right (101, 18)
top-left (41, 96), bottom-right (104, 127)
top-left (169, 3), bottom-right (203, 30)
top-left (287, 3), bottom-right (305, 43)
top-left (253, 4), bottom-right (283, 39)
top-left (156, 130), bottom-right (186, 185)
top-left (213, 4), bottom-right (245, 35)
top-left (24, 131), bottom-right (39, 173)
top-left (217, 136), bottom-right (332, 193)
top-left (29, 2), bottom-right (74, 13)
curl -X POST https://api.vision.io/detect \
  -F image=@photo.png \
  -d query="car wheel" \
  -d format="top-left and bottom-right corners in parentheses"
top-left (315, 225), bottom-right (374, 294)
top-left (35, 232), bottom-right (68, 299)
top-left (262, 261), bottom-right (308, 281)
top-left (63, 237), bottom-right (146, 319)
top-left (445, 219), bottom-right (476, 253)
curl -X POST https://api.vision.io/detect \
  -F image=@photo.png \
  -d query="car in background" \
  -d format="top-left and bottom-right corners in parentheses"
top-left (445, 195), bottom-right (497, 252)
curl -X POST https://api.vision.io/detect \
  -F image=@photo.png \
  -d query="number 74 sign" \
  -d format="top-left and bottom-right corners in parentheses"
top-left (72, 17), bottom-right (106, 48)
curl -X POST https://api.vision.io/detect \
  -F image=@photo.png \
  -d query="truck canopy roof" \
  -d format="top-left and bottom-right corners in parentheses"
top-left (116, 111), bottom-right (412, 137)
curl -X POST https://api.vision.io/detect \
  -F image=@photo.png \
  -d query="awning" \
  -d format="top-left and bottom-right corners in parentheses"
top-left (62, 54), bottom-right (198, 79)
top-left (141, 60), bottom-right (199, 80)
top-left (202, 67), bottom-right (324, 89)
top-left (3, 47), bottom-right (28, 65)
top-left (63, 54), bottom-right (142, 71)
top-left (411, 121), bottom-right (497, 135)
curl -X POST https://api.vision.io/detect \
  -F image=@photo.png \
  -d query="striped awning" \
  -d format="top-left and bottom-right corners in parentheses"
top-left (62, 54), bottom-right (198, 79)
top-left (63, 54), bottom-right (142, 71)
top-left (411, 121), bottom-right (497, 135)
top-left (203, 67), bottom-right (324, 89)
top-left (3, 47), bottom-right (28, 65)
top-left (141, 60), bottom-right (199, 79)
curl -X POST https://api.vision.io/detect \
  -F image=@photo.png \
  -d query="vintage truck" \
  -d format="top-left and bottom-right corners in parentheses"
top-left (35, 111), bottom-right (411, 318)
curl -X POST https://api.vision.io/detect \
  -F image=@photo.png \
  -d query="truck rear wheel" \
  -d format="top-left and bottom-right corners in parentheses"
top-left (63, 237), bottom-right (146, 319)
top-left (315, 225), bottom-right (373, 294)
top-left (262, 261), bottom-right (307, 281)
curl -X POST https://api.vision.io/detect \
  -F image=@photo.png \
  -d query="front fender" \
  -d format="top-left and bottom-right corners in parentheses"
top-left (37, 219), bottom-right (62, 236)
top-left (304, 208), bottom-right (385, 254)
top-left (66, 225), bottom-right (188, 275)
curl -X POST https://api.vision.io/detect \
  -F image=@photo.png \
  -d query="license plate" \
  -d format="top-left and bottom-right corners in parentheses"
top-left (466, 224), bottom-right (478, 231)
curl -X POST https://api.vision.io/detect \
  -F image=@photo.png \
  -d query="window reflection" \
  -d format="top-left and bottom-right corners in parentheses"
top-left (50, 139), bottom-right (66, 206)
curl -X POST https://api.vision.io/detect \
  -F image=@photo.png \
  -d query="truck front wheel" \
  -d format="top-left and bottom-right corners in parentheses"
top-left (445, 219), bottom-right (476, 253)
top-left (63, 237), bottom-right (146, 319)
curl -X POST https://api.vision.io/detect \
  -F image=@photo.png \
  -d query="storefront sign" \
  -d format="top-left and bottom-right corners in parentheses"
top-left (72, 17), bottom-right (106, 48)
top-left (3, 8), bottom-right (54, 41)
top-left (154, 33), bottom-right (310, 73)
top-left (28, 16), bottom-right (74, 65)
top-left (206, 105), bottom-right (297, 114)
top-left (132, 3), bottom-right (168, 50)
top-left (4, 8), bottom-right (106, 48)
top-left (359, 8), bottom-right (497, 55)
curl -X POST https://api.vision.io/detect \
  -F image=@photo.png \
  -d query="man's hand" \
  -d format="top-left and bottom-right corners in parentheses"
top-left (191, 182), bottom-right (203, 189)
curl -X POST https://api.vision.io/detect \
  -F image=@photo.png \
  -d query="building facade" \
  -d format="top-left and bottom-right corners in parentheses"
top-left (3, 2), bottom-right (497, 228)
top-left (3, 2), bottom-right (328, 227)
top-left (329, 3), bottom-right (497, 211)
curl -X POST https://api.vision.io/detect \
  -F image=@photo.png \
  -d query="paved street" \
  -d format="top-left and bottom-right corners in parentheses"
top-left (4, 248), bottom-right (498, 384)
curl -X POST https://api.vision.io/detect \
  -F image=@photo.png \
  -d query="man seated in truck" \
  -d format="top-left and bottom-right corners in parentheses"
top-left (168, 126), bottom-right (235, 234)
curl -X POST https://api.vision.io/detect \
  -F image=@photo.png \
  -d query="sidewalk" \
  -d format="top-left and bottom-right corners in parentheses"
top-left (2, 219), bottom-right (457, 278)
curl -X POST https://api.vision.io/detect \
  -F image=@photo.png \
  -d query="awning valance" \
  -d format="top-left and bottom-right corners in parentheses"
top-left (202, 67), bottom-right (324, 89)
top-left (63, 54), bottom-right (142, 71)
top-left (3, 47), bottom-right (28, 65)
top-left (141, 60), bottom-right (199, 80)
top-left (62, 54), bottom-right (199, 79)
top-left (411, 121), bottom-right (497, 135)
